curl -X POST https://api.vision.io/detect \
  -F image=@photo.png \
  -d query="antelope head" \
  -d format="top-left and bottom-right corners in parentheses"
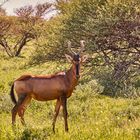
top-left (65, 40), bottom-right (88, 79)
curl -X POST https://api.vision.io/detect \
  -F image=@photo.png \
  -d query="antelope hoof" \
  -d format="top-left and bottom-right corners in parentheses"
top-left (53, 129), bottom-right (55, 134)
top-left (65, 128), bottom-right (68, 132)
top-left (22, 122), bottom-right (26, 127)
top-left (52, 125), bottom-right (55, 133)
top-left (12, 123), bottom-right (16, 130)
top-left (12, 121), bottom-right (15, 126)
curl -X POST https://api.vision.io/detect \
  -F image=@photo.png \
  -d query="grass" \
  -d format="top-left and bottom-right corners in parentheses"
top-left (0, 54), bottom-right (140, 140)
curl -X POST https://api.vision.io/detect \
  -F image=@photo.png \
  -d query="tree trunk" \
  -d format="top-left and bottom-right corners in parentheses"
top-left (15, 36), bottom-right (27, 57)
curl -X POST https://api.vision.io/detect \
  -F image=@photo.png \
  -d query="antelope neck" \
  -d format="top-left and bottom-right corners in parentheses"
top-left (66, 64), bottom-right (80, 85)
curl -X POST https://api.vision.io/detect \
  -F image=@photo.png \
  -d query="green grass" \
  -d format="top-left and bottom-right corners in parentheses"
top-left (0, 54), bottom-right (140, 140)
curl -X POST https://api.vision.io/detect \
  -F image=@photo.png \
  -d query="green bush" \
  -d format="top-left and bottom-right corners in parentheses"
top-left (20, 127), bottom-right (49, 140)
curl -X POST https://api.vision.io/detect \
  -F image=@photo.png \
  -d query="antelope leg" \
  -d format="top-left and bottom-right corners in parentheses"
top-left (52, 99), bottom-right (61, 133)
top-left (61, 95), bottom-right (68, 132)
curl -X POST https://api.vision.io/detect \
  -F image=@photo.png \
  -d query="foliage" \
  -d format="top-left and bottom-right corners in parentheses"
top-left (30, 15), bottom-right (67, 64)
top-left (93, 66), bottom-right (140, 97)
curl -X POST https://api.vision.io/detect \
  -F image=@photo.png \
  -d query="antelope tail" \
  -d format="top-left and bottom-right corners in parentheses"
top-left (10, 83), bottom-right (17, 104)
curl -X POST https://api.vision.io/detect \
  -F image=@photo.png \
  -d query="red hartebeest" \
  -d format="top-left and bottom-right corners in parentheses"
top-left (10, 40), bottom-right (88, 132)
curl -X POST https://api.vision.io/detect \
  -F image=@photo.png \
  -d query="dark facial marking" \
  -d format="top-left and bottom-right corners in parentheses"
top-left (73, 54), bottom-right (80, 78)
top-left (76, 63), bottom-right (79, 76)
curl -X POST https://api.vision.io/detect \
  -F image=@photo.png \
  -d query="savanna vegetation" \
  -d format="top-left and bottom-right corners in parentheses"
top-left (0, 0), bottom-right (140, 139)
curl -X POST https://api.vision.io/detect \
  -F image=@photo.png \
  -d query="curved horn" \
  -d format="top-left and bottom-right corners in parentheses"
top-left (79, 40), bottom-right (85, 54)
top-left (67, 41), bottom-right (76, 55)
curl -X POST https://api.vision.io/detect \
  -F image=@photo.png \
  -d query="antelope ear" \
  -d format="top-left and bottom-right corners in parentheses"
top-left (65, 54), bottom-right (73, 62)
top-left (81, 55), bottom-right (88, 62)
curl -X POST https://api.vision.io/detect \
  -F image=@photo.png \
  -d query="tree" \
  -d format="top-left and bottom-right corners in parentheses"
top-left (56, 0), bottom-right (140, 71)
top-left (0, 2), bottom-right (52, 57)
top-left (33, 0), bottom-right (140, 96)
